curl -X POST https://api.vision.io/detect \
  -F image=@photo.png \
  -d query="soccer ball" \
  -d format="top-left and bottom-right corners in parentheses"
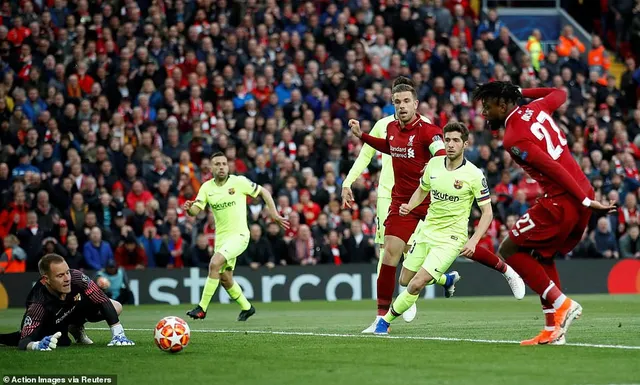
top-left (154, 316), bottom-right (190, 353)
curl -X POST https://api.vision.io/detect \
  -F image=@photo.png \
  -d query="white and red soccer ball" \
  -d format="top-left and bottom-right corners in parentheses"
top-left (154, 316), bottom-right (191, 353)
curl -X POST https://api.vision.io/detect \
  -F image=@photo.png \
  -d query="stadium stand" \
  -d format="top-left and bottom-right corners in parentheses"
top-left (0, 0), bottom-right (639, 273)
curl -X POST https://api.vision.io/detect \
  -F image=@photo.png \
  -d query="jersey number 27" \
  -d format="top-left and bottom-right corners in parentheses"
top-left (529, 111), bottom-right (567, 160)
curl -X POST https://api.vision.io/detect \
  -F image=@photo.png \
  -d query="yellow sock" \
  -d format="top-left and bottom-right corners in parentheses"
top-left (226, 282), bottom-right (251, 311)
top-left (436, 274), bottom-right (447, 286)
top-left (383, 290), bottom-right (419, 323)
top-left (376, 248), bottom-right (385, 275)
top-left (199, 277), bottom-right (220, 311)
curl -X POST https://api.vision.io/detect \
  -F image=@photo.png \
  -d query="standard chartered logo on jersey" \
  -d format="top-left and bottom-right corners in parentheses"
top-left (212, 201), bottom-right (237, 211)
top-left (390, 146), bottom-right (415, 159)
top-left (432, 189), bottom-right (460, 202)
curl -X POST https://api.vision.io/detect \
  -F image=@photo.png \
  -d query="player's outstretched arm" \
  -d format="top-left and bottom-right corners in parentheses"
top-left (343, 120), bottom-right (384, 208)
top-left (26, 332), bottom-right (62, 351)
top-left (259, 186), bottom-right (290, 229)
top-left (512, 141), bottom-right (589, 203)
top-left (349, 119), bottom-right (391, 155)
top-left (521, 87), bottom-right (567, 112)
top-left (461, 203), bottom-right (493, 257)
top-left (18, 303), bottom-right (52, 351)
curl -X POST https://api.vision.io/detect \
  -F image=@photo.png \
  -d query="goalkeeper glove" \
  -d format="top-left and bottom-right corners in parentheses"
top-left (32, 332), bottom-right (62, 351)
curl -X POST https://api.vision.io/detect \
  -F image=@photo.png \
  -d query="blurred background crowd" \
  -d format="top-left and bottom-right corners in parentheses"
top-left (1, 0), bottom-right (640, 278)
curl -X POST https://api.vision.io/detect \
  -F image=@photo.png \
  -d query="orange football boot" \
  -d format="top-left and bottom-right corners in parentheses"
top-left (520, 329), bottom-right (554, 346)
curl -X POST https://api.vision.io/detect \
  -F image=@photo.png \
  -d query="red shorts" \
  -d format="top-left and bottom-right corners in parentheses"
top-left (509, 195), bottom-right (592, 258)
top-left (384, 201), bottom-right (428, 244)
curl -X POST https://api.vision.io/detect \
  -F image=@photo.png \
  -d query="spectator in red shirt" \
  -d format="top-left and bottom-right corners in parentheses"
top-left (7, 16), bottom-right (31, 46)
top-left (114, 234), bottom-right (147, 270)
top-left (618, 193), bottom-right (640, 233)
top-left (0, 190), bottom-right (28, 239)
top-left (295, 189), bottom-right (321, 226)
top-left (494, 170), bottom-right (518, 204)
top-left (126, 180), bottom-right (154, 210)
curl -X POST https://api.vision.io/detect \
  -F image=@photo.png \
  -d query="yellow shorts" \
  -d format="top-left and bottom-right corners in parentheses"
top-left (402, 237), bottom-right (465, 281)
top-left (375, 197), bottom-right (392, 244)
top-left (214, 233), bottom-right (250, 273)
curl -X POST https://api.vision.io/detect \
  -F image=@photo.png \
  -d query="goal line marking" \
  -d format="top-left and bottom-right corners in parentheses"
top-left (85, 328), bottom-right (640, 350)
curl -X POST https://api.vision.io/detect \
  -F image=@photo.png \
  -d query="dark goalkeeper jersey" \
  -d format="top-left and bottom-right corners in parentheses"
top-left (18, 269), bottom-right (118, 350)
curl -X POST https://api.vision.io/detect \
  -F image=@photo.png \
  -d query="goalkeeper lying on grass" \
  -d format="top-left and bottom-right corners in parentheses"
top-left (0, 254), bottom-right (135, 350)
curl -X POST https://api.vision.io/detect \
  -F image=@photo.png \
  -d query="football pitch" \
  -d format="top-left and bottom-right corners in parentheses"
top-left (1, 294), bottom-right (639, 385)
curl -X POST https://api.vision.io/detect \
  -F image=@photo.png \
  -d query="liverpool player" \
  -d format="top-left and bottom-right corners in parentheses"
top-left (350, 83), bottom-right (525, 333)
top-left (0, 254), bottom-right (135, 350)
top-left (473, 82), bottom-right (616, 345)
top-left (342, 77), bottom-right (436, 325)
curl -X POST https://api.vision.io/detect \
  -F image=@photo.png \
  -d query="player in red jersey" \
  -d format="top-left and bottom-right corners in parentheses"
top-left (473, 81), bottom-right (616, 345)
top-left (350, 83), bottom-right (524, 333)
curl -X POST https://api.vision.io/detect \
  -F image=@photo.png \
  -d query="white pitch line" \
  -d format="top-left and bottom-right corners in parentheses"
top-left (85, 328), bottom-right (640, 350)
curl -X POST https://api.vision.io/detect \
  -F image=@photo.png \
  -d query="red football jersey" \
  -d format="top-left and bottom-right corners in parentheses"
top-left (360, 113), bottom-right (446, 215)
top-left (503, 88), bottom-right (594, 203)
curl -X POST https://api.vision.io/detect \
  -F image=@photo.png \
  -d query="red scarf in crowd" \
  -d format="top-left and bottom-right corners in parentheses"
top-left (331, 244), bottom-right (342, 265)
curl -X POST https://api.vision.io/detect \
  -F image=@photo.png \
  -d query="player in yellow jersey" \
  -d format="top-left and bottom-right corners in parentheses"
top-left (342, 77), bottom-right (457, 331)
top-left (183, 152), bottom-right (289, 321)
top-left (374, 122), bottom-right (496, 334)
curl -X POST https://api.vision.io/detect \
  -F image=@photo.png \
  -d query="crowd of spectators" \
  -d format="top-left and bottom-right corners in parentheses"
top-left (1, 0), bottom-right (639, 274)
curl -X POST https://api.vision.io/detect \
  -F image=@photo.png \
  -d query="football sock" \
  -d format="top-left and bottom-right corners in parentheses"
top-left (383, 290), bottom-right (419, 323)
top-left (436, 274), bottom-right (448, 286)
top-left (110, 324), bottom-right (124, 338)
top-left (199, 278), bottom-right (220, 311)
top-left (226, 282), bottom-right (252, 311)
top-left (377, 264), bottom-right (397, 316)
top-left (541, 301), bottom-right (556, 331)
top-left (376, 248), bottom-right (385, 275)
top-left (541, 282), bottom-right (567, 309)
top-left (506, 252), bottom-right (553, 296)
top-left (539, 259), bottom-right (562, 330)
top-left (470, 246), bottom-right (507, 273)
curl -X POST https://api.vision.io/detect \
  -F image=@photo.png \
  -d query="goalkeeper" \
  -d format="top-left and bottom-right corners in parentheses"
top-left (0, 254), bottom-right (135, 350)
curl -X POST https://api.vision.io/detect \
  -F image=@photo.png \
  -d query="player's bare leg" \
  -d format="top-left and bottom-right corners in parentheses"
top-left (374, 268), bottom-right (435, 335)
top-left (362, 235), bottom-right (405, 333)
top-left (187, 252), bottom-right (226, 319)
top-left (400, 266), bottom-right (461, 299)
top-left (220, 269), bottom-right (255, 321)
top-left (499, 236), bottom-right (582, 344)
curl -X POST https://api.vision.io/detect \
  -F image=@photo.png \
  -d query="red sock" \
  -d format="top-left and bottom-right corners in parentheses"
top-left (540, 260), bottom-right (561, 330)
top-left (470, 246), bottom-right (507, 273)
top-left (540, 299), bottom-right (556, 330)
top-left (508, 252), bottom-right (567, 309)
top-left (377, 264), bottom-right (397, 316)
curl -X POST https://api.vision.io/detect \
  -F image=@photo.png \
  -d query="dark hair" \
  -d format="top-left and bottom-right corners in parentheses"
top-left (443, 122), bottom-right (470, 141)
top-left (391, 83), bottom-right (417, 100)
top-left (392, 76), bottom-right (414, 88)
top-left (472, 81), bottom-right (522, 105)
top-left (210, 151), bottom-right (226, 160)
top-left (38, 254), bottom-right (66, 276)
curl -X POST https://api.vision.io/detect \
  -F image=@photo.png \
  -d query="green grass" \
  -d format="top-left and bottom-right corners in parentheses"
top-left (1, 295), bottom-right (639, 385)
